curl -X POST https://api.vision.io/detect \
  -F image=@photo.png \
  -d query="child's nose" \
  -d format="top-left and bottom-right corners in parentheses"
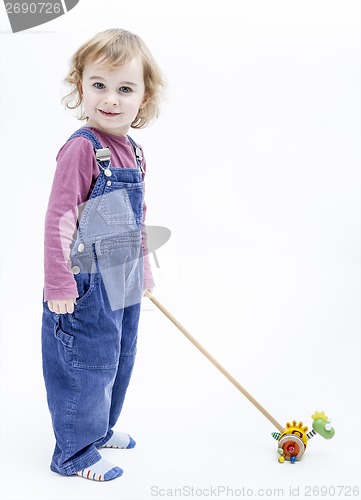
top-left (104, 92), bottom-right (119, 105)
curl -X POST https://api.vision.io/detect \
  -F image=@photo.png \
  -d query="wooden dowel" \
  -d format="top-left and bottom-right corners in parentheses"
top-left (146, 291), bottom-right (284, 433)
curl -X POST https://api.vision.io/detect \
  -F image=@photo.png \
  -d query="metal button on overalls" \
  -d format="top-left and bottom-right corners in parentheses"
top-left (71, 265), bottom-right (80, 274)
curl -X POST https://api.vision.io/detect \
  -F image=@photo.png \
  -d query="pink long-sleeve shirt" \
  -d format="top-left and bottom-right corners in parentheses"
top-left (43, 126), bottom-right (155, 302)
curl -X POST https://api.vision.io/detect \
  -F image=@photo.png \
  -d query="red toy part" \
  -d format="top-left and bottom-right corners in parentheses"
top-left (278, 435), bottom-right (305, 461)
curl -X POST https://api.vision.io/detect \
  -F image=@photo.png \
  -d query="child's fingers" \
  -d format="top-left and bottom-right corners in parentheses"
top-left (66, 300), bottom-right (75, 314)
top-left (47, 298), bottom-right (77, 314)
top-left (58, 302), bottom-right (67, 314)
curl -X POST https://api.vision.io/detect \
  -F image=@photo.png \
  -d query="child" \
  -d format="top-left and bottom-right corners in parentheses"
top-left (41, 29), bottom-right (164, 482)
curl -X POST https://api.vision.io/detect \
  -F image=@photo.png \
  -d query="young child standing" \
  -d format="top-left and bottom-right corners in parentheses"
top-left (41, 29), bottom-right (164, 482)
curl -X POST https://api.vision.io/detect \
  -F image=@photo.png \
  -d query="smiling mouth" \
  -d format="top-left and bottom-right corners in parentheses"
top-left (98, 109), bottom-right (121, 116)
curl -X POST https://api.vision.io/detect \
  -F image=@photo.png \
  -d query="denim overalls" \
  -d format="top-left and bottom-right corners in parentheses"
top-left (41, 127), bottom-right (144, 476)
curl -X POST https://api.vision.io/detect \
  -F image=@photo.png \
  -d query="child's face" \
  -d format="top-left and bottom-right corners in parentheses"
top-left (80, 57), bottom-right (147, 136)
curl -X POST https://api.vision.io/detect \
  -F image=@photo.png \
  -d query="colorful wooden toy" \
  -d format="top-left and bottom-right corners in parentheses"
top-left (271, 412), bottom-right (335, 463)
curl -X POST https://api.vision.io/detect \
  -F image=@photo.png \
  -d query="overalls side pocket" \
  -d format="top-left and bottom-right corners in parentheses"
top-left (53, 314), bottom-right (74, 366)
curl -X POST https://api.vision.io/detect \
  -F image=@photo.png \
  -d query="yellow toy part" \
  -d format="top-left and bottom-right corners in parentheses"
top-left (281, 420), bottom-right (309, 446)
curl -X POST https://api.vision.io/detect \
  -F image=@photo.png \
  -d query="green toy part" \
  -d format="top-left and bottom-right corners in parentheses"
top-left (311, 411), bottom-right (335, 440)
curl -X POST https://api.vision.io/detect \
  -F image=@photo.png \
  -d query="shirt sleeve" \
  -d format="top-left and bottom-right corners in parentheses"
top-left (43, 137), bottom-right (97, 301)
top-left (140, 153), bottom-right (156, 290)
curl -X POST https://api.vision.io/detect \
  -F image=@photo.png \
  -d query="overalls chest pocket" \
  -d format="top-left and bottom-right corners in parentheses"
top-left (97, 180), bottom-right (143, 227)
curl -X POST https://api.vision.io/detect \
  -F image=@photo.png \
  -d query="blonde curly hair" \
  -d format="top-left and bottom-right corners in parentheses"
top-left (61, 29), bottom-right (165, 128)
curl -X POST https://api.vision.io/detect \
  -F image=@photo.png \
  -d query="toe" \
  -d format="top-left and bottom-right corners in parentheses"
top-left (104, 466), bottom-right (123, 481)
top-left (126, 436), bottom-right (136, 449)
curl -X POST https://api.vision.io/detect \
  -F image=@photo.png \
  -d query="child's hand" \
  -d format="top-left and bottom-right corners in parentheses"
top-left (48, 298), bottom-right (77, 314)
top-left (142, 288), bottom-right (153, 297)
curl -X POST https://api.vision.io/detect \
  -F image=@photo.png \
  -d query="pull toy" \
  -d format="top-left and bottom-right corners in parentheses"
top-left (271, 412), bottom-right (335, 463)
top-left (146, 291), bottom-right (335, 463)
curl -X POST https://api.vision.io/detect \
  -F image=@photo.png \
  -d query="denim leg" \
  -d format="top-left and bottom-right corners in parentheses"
top-left (41, 289), bottom-right (124, 475)
top-left (98, 302), bottom-right (141, 445)
top-left (42, 305), bottom-right (104, 475)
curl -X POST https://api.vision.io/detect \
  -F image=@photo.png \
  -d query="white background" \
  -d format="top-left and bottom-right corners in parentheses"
top-left (0, 1), bottom-right (360, 499)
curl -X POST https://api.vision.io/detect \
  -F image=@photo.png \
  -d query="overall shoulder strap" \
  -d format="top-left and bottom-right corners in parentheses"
top-left (127, 135), bottom-right (145, 173)
top-left (66, 127), bottom-right (110, 170)
top-left (67, 127), bottom-right (103, 148)
top-left (66, 127), bottom-right (144, 173)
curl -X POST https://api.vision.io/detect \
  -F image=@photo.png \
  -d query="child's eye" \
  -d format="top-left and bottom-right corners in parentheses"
top-left (119, 86), bottom-right (132, 93)
top-left (93, 82), bottom-right (105, 89)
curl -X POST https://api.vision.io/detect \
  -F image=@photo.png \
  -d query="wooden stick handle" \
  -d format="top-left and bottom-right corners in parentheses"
top-left (145, 291), bottom-right (284, 433)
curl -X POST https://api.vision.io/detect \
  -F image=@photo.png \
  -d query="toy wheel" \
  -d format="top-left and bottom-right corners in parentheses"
top-left (278, 435), bottom-right (305, 461)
